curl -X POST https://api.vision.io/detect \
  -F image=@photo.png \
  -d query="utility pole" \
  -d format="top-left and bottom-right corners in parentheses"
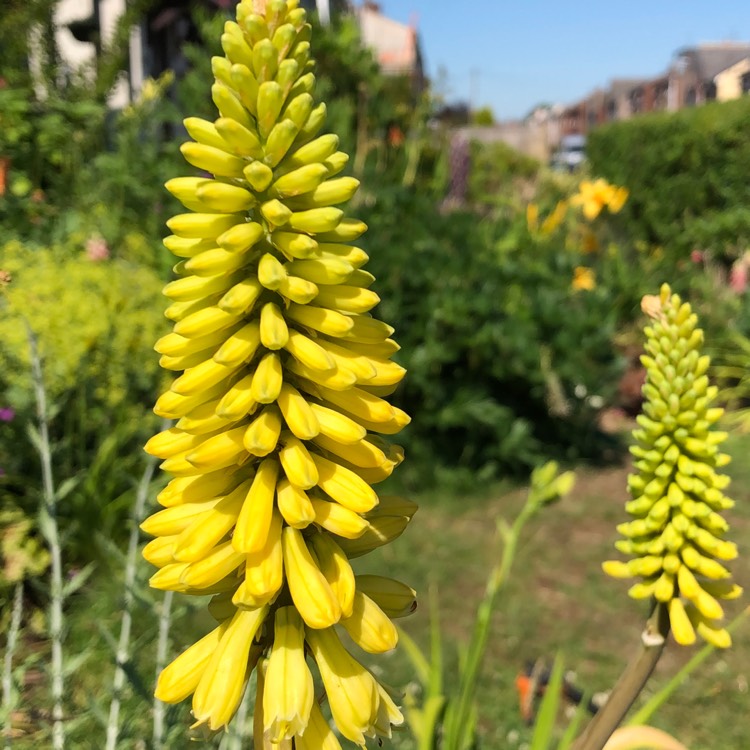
top-left (317, 0), bottom-right (330, 26)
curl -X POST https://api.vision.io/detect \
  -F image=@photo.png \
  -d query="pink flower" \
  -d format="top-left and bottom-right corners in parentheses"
top-left (730, 260), bottom-right (748, 294)
top-left (690, 249), bottom-right (704, 264)
top-left (0, 407), bottom-right (14, 422)
top-left (85, 235), bottom-right (110, 262)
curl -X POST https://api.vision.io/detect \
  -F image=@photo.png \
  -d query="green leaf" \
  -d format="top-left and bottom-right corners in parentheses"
top-left (397, 626), bottom-right (431, 687)
top-left (557, 690), bottom-right (592, 750)
top-left (529, 654), bottom-right (564, 750)
top-left (62, 562), bottom-right (96, 599)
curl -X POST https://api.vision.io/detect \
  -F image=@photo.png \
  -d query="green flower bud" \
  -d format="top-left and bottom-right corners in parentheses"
top-left (604, 285), bottom-right (739, 648)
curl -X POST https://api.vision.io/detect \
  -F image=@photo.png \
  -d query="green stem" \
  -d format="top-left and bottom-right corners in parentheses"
top-left (2, 582), bottom-right (24, 750)
top-left (627, 606), bottom-right (749, 727)
top-left (27, 324), bottom-right (65, 750)
top-left (571, 604), bottom-right (670, 750)
top-left (105, 451), bottom-right (159, 750)
top-left (152, 591), bottom-right (174, 750)
top-left (444, 503), bottom-right (535, 748)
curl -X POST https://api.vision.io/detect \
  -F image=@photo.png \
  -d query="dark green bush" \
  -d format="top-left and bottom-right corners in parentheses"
top-left (587, 97), bottom-right (750, 258)
top-left (360, 188), bottom-right (623, 482)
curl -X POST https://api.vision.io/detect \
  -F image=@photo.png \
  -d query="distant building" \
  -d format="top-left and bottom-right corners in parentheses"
top-left (713, 56), bottom-right (750, 101)
top-left (355, 2), bottom-right (425, 92)
top-left (668, 42), bottom-right (750, 108)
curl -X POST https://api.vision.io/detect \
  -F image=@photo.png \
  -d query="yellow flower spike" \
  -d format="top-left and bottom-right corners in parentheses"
top-left (282, 526), bottom-right (341, 628)
top-left (262, 607), bottom-right (314, 742)
top-left (259, 302), bottom-right (289, 350)
top-left (306, 626), bottom-right (381, 746)
top-left (295, 699), bottom-right (343, 750)
top-left (233, 458), bottom-right (279, 554)
top-left (192, 607), bottom-right (267, 730)
top-left (149, 562), bottom-right (191, 592)
top-left (312, 452), bottom-right (378, 512)
top-left (140, 498), bottom-right (224, 537)
top-left (309, 532), bottom-right (356, 618)
top-left (355, 575), bottom-right (418, 618)
top-left (340, 590), bottom-right (399, 653)
top-left (335, 515), bottom-right (412, 559)
top-left (276, 382), bottom-right (320, 440)
top-left (180, 540), bottom-right (245, 590)
top-left (243, 407), bottom-right (283, 457)
top-left (143, 1), bottom-right (412, 738)
top-left (311, 497), bottom-right (369, 539)
top-left (156, 467), bottom-right (240, 507)
top-left (275, 477), bottom-right (315, 528)
top-left (278, 434), bottom-right (319, 489)
top-left (250, 352), bottom-right (284, 404)
top-left (373, 683), bottom-right (405, 738)
top-left (310, 403), bottom-right (366, 444)
top-left (668, 598), bottom-right (696, 646)
top-left (233, 509), bottom-right (284, 607)
top-left (173, 478), bottom-right (254, 562)
top-left (605, 284), bottom-right (740, 647)
top-left (142, 536), bottom-right (178, 568)
top-left (156, 620), bottom-right (232, 703)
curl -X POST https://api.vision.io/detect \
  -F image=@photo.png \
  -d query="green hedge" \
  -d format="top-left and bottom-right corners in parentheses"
top-left (587, 97), bottom-right (750, 259)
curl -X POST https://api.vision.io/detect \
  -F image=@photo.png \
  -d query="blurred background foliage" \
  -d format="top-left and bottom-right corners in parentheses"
top-left (2, 2), bottom-right (750, 747)
top-left (3, 0), bottom-right (750, 572)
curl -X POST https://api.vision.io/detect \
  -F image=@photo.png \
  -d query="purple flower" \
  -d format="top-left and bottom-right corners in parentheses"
top-left (0, 407), bottom-right (14, 422)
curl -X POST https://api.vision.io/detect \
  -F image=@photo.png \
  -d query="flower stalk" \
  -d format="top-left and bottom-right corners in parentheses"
top-left (2, 582), bottom-right (24, 750)
top-left (571, 604), bottom-right (670, 750)
top-left (105, 448), bottom-right (160, 750)
top-left (26, 323), bottom-right (65, 750)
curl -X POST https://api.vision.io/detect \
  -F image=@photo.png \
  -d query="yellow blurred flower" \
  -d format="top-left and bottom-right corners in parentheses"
top-left (572, 266), bottom-right (596, 291)
top-left (526, 202), bottom-right (539, 233)
top-left (540, 200), bottom-right (568, 235)
top-left (571, 178), bottom-right (613, 220)
top-left (608, 185), bottom-right (629, 213)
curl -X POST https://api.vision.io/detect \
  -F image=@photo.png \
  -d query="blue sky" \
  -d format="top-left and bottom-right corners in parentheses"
top-left (377, 1), bottom-right (750, 119)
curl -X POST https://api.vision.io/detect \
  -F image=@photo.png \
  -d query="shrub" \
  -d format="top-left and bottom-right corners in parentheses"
top-left (0, 239), bottom-right (166, 561)
top-left (587, 97), bottom-right (750, 258)
top-left (361, 187), bottom-right (623, 481)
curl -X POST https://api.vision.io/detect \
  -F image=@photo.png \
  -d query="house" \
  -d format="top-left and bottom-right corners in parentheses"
top-left (355, 2), bottom-right (425, 92)
top-left (714, 56), bottom-right (750, 101)
top-left (668, 42), bottom-right (750, 108)
top-left (49, 0), bottom-right (237, 107)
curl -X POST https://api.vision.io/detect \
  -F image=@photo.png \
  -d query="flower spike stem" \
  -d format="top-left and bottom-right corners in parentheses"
top-left (26, 323), bottom-right (65, 750)
top-left (2, 582), bottom-right (24, 750)
top-left (152, 590), bottom-right (174, 750)
top-left (571, 604), bottom-right (670, 750)
top-left (105, 448), bottom-right (160, 750)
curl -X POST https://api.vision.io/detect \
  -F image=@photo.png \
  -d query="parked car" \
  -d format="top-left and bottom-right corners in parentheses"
top-left (551, 134), bottom-right (586, 172)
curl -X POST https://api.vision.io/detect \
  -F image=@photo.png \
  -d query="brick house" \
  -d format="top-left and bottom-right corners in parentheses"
top-left (667, 42), bottom-right (750, 109)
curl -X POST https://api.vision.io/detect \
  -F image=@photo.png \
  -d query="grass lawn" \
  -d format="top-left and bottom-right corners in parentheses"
top-left (10, 434), bottom-right (750, 749)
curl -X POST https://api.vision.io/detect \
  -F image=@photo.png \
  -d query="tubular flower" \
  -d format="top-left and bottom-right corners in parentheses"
top-left (603, 284), bottom-right (741, 648)
top-left (141, 0), bottom-right (416, 742)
